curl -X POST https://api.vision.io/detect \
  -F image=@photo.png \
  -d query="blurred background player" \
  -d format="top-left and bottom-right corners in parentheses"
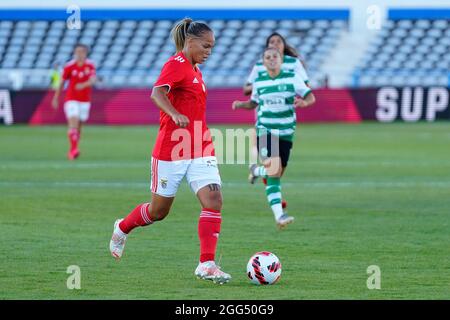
top-left (232, 47), bottom-right (315, 229)
top-left (109, 18), bottom-right (231, 284)
top-left (52, 44), bottom-right (96, 160)
top-left (244, 32), bottom-right (310, 95)
top-left (49, 62), bottom-right (61, 92)
top-left (242, 32), bottom-right (311, 214)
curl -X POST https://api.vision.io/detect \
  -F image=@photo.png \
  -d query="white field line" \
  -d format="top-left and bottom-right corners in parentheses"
top-left (1, 160), bottom-right (450, 170)
top-left (0, 181), bottom-right (450, 189)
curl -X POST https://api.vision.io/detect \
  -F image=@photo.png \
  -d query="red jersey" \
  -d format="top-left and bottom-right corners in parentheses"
top-left (152, 52), bottom-right (214, 161)
top-left (62, 59), bottom-right (96, 102)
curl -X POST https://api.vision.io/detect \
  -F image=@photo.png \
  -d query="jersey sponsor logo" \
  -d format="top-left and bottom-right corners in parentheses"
top-left (193, 77), bottom-right (199, 84)
top-left (264, 97), bottom-right (285, 106)
top-left (174, 56), bottom-right (185, 63)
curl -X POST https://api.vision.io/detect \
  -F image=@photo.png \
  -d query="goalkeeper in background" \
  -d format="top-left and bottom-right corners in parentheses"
top-left (50, 62), bottom-right (62, 91)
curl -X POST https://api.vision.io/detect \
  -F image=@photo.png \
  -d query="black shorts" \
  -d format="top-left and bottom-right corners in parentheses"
top-left (257, 133), bottom-right (293, 168)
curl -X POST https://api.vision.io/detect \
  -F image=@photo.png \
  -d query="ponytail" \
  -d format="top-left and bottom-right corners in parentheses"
top-left (171, 17), bottom-right (213, 52)
top-left (171, 18), bottom-right (193, 52)
top-left (284, 44), bottom-right (299, 58)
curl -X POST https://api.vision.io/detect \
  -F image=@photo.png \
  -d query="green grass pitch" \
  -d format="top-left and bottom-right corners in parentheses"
top-left (0, 123), bottom-right (449, 299)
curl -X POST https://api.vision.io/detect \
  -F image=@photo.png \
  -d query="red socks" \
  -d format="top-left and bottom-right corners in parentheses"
top-left (68, 128), bottom-right (79, 151)
top-left (198, 208), bottom-right (222, 263)
top-left (117, 204), bottom-right (221, 263)
top-left (119, 203), bottom-right (153, 234)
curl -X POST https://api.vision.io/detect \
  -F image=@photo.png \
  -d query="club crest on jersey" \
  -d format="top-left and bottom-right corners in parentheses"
top-left (160, 178), bottom-right (168, 189)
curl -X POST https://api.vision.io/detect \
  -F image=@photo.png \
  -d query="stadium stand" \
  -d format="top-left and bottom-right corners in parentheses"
top-left (0, 12), bottom-right (348, 89)
top-left (353, 10), bottom-right (450, 87)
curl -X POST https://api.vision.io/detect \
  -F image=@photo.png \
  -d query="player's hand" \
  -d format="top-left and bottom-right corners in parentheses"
top-left (51, 96), bottom-right (59, 110)
top-left (171, 113), bottom-right (190, 128)
top-left (232, 101), bottom-right (241, 110)
top-left (294, 97), bottom-right (308, 108)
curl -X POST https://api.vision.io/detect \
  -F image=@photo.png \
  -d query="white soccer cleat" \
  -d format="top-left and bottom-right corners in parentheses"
top-left (195, 261), bottom-right (231, 284)
top-left (276, 214), bottom-right (295, 230)
top-left (109, 219), bottom-right (127, 260)
top-left (248, 164), bottom-right (259, 184)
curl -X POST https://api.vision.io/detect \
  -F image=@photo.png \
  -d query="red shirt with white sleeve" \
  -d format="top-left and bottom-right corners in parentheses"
top-left (62, 59), bottom-right (96, 102)
top-left (152, 52), bottom-right (214, 161)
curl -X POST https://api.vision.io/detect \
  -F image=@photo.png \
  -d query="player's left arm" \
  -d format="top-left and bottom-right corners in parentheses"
top-left (294, 91), bottom-right (315, 108)
top-left (293, 73), bottom-right (315, 108)
top-left (295, 58), bottom-right (310, 87)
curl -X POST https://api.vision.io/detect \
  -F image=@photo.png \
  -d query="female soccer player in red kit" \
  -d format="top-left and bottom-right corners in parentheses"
top-left (109, 18), bottom-right (231, 284)
top-left (52, 44), bottom-right (96, 160)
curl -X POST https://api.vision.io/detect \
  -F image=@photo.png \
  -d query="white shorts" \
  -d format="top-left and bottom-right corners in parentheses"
top-left (64, 100), bottom-right (91, 122)
top-left (150, 156), bottom-right (221, 197)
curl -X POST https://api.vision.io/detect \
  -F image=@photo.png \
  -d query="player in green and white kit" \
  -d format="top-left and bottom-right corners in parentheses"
top-left (243, 33), bottom-right (311, 214)
top-left (243, 32), bottom-right (309, 96)
top-left (233, 47), bottom-right (315, 229)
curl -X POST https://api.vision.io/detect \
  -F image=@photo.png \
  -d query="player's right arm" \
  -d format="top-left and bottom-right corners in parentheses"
top-left (152, 59), bottom-right (190, 128)
top-left (243, 64), bottom-right (258, 96)
top-left (52, 80), bottom-right (65, 110)
top-left (151, 86), bottom-right (189, 128)
top-left (232, 100), bottom-right (258, 110)
top-left (52, 64), bottom-right (71, 110)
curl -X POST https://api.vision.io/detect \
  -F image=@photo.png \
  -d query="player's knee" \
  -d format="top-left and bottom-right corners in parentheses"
top-left (206, 188), bottom-right (223, 211)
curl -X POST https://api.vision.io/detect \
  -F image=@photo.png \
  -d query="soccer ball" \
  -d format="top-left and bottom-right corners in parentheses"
top-left (246, 251), bottom-right (282, 285)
